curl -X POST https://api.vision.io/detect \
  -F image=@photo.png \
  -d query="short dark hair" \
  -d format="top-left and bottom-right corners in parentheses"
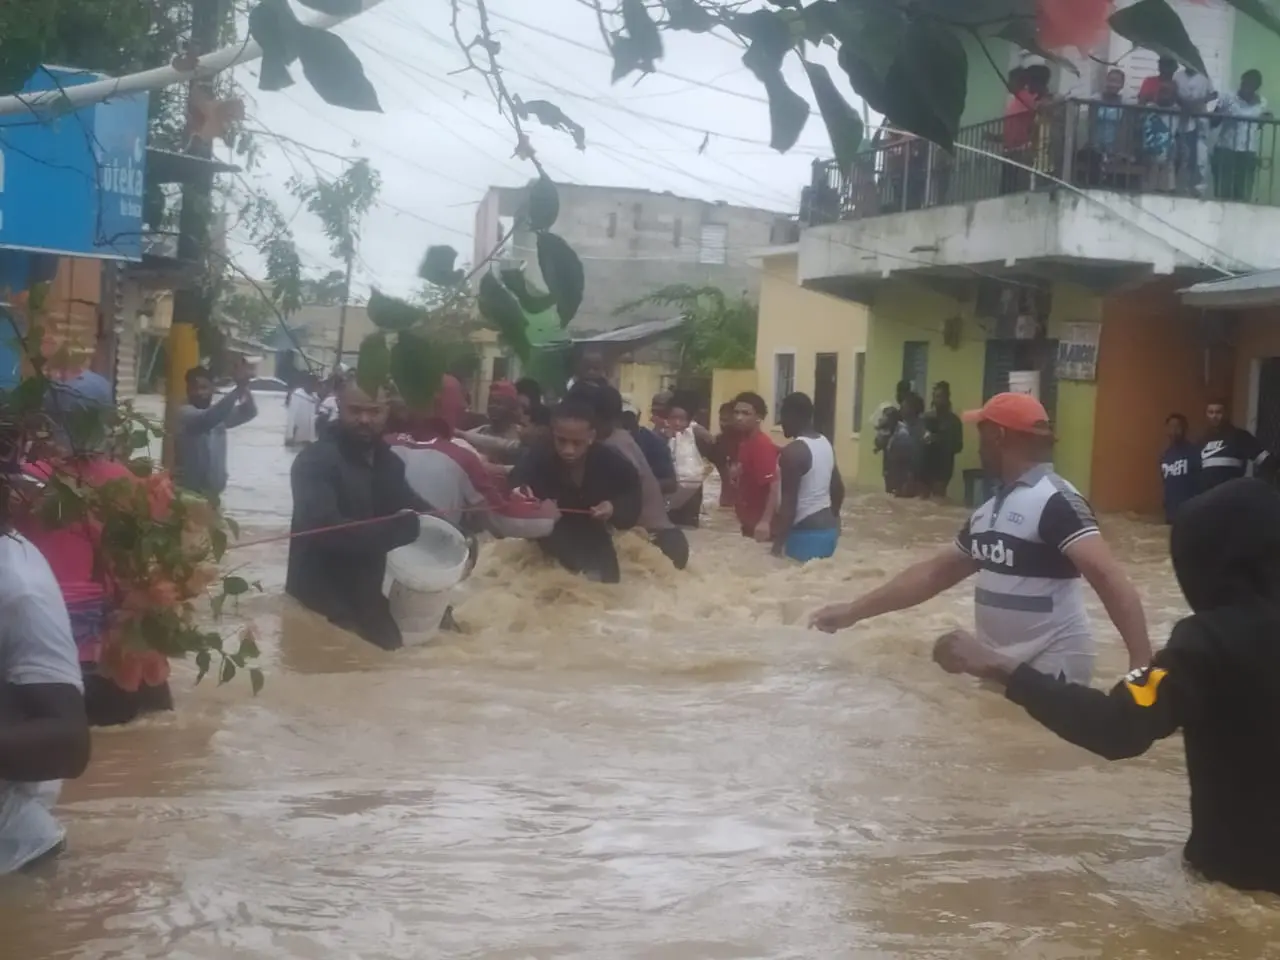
top-left (779, 391), bottom-right (813, 421)
top-left (718, 401), bottom-right (734, 414)
top-left (1024, 64), bottom-right (1051, 86)
top-left (1243, 68), bottom-right (1263, 86)
top-left (1167, 412), bottom-right (1189, 427)
top-left (515, 377), bottom-right (542, 404)
top-left (185, 366), bottom-right (212, 386)
top-left (551, 399), bottom-right (597, 427)
top-left (733, 391), bottom-right (767, 418)
top-left (567, 381), bottom-right (622, 424)
top-left (901, 392), bottom-right (925, 416)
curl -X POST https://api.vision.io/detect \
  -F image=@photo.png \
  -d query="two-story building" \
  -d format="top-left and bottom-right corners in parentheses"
top-left (799, 0), bottom-right (1280, 514)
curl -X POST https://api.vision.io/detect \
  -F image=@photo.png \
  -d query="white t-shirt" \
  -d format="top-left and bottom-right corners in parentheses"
top-left (1217, 93), bottom-right (1270, 153)
top-left (1174, 71), bottom-right (1215, 132)
top-left (285, 389), bottom-right (318, 445)
top-left (0, 533), bottom-right (83, 874)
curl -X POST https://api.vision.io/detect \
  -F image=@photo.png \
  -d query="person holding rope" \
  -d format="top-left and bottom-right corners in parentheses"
top-left (287, 381), bottom-right (428, 651)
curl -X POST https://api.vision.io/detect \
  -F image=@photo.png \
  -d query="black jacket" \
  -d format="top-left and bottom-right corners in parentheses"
top-left (1006, 478), bottom-right (1280, 893)
top-left (286, 435), bottom-right (427, 649)
top-left (510, 441), bottom-right (642, 534)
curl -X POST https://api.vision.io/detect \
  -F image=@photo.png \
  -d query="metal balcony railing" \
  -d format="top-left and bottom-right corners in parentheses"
top-left (804, 98), bottom-right (1280, 225)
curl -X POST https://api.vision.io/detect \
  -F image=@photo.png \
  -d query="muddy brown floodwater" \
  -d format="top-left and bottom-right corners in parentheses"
top-left (3, 393), bottom-right (1279, 958)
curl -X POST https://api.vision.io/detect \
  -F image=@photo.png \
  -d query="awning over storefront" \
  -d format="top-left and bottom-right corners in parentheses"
top-left (1180, 270), bottom-right (1280, 309)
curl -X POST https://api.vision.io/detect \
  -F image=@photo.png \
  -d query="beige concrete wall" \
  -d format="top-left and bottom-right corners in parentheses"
top-left (754, 251), bottom-right (867, 481)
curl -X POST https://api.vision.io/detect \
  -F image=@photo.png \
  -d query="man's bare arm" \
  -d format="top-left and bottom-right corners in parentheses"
top-left (809, 547), bottom-right (979, 632)
top-left (1064, 535), bottom-right (1152, 670)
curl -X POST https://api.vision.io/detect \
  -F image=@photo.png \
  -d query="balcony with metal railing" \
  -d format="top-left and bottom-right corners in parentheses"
top-left (798, 99), bottom-right (1280, 298)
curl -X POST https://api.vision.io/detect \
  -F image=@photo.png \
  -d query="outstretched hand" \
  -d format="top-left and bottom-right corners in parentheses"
top-left (808, 601), bottom-right (858, 633)
top-left (932, 629), bottom-right (1014, 683)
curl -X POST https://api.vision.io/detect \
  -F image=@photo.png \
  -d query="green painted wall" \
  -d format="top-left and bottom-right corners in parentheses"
top-left (961, 36), bottom-right (1015, 127)
top-left (1230, 15), bottom-right (1280, 203)
top-left (858, 279), bottom-right (1102, 501)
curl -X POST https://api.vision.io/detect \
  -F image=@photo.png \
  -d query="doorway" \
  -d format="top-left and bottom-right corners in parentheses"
top-left (814, 352), bottom-right (838, 441)
top-left (1254, 357), bottom-right (1280, 456)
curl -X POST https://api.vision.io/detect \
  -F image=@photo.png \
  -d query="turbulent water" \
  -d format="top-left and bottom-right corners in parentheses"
top-left (5, 394), bottom-right (1280, 959)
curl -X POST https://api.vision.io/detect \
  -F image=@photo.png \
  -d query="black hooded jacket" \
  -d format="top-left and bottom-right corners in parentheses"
top-left (1003, 478), bottom-right (1280, 893)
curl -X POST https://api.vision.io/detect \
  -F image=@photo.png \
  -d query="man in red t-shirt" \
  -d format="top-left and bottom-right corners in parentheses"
top-left (731, 391), bottom-right (780, 541)
top-left (1137, 57), bottom-right (1178, 103)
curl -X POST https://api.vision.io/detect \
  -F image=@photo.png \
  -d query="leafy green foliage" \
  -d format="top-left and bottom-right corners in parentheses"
top-left (614, 285), bottom-right (757, 375)
top-left (803, 62), bottom-right (862, 171)
top-left (356, 332), bottom-right (391, 396)
top-left (527, 176), bottom-right (560, 232)
top-left (419, 246), bottom-right (465, 287)
top-left (478, 274), bottom-right (532, 363)
top-left (368, 290), bottom-right (427, 332)
top-left (1110, 0), bottom-right (1206, 74)
top-left (500, 268), bottom-right (557, 315)
top-left (290, 158), bottom-right (381, 262)
top-left (390, 330), bottom-right (447, 410)
top-left (249, 0), bottom-right (380, 109)
top-left (536, 232), bottom-right (585, 328)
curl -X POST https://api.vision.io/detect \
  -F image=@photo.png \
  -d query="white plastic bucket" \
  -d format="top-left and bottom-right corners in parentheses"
top-left (389, 581), bottom-right (456, 647)
top-left (386, 515), bottom-right (470, 592)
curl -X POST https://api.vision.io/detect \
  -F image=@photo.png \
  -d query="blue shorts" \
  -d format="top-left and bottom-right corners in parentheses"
top-left (784, 526), bottom-right (839, 563)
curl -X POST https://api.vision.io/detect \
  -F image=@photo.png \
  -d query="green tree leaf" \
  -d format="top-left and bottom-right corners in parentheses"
top-left (247, 0), bottom-right (299, 92)
top-left (210, 527), bottom-right (228, 562)
top-left (1109, 0), bottom-right (1205, 75)
top-left (803, 62), bottom-right (862, 171)
top-left (994, 19), bottom-right (1080, 76)
top-left (761, 73), bottom-right (811, 152)
top-left (736, 9), bottom-right (810, 152)
top-left (663, 0), bottom-right (715, 32)
top-left (250, 668), bottom-right (265, 696)
top-left (0, 41), bottom-right (43, 98)
top-left (527, 177), bottom-right (560, 231)
top-left (840, 19), bottom-right (967, 149)
top-left (802, 1), bottom-right (905, 82)
top-left (356, 332), bottom-right (391, 396)
top-left (224, 575), bottom-right (251, 597)
top-left (500, 268), bottom-right (558, 314)
top-left (295, 23), bottom-right (381, 111)
top-left (236, 632), bottom-right (261, 659)
top-left (389, 330), bottom-right (446, 410)
top-left (478, 274), bottom-right (532, 362)
top-left (536, 232), bottom-right (585, 327)
top-left (219, 657), bottom-right (237, 685)
top-left (293, 0), bottom-right (362, 13)
top-left (368, 289), bottom-right (426, 331)
top-left (418, 245), bottom-right (465, 287)
top-left (613, 0), bottom-right (664, 81)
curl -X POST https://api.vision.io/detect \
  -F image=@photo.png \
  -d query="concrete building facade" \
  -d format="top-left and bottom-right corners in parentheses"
top-left (474, 183), bottom-right (790, 335)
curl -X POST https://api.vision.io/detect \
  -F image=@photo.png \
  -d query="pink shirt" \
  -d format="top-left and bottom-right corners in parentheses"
top-left (18, 458), bottom-right (135, 606)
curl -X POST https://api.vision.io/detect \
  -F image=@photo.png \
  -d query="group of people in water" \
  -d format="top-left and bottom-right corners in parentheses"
top-left (3, 356), bottom-right (1280, 900)
top-left (280, 349), bottom-right (846, 649)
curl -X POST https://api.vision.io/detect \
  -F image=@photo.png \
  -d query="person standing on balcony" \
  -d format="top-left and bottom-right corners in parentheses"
top-left (1080, 68), bottom-right (1131, 188)
top-left (1172, 66), bottom-right (1217, 196)
top-left (1199, 399), bottom-right (1276, 491)
top-left (1213, 70), bottom-right (1272, 202)
top-left (1137, 58), bottom-right (1177, 103)
top-left (1141, 81), bottom-right (1179, 193)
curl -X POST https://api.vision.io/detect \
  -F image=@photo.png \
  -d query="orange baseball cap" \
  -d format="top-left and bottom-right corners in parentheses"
top-left (961, 392), bottom-right (1053, 436)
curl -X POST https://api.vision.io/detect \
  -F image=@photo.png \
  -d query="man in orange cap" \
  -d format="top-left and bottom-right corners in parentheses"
top-left (810, 392), bottom-right (1151, 683)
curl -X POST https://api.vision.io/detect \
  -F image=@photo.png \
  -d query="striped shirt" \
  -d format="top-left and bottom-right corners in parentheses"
top-left (955, 465), bottom-right (1100, 682)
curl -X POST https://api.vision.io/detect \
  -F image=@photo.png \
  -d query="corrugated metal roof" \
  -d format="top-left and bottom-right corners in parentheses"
top-left (1180, 270), bottom-right (1280, 309)
top-left (572, 315), bottom-right (687, 345)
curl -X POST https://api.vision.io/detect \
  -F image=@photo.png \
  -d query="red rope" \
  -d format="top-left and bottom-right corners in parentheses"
top-left (229, 501), bottom-right (599, 551)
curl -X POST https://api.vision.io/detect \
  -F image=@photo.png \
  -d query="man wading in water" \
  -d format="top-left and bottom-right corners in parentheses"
top-left (810, 393), bottom-right (1151, 682)
top-left (935, 478), bottom-right (1280, 896)
top-left (773, 392), bottom-right (844, 561)
top-left (510, 399), bottom-right (642, 583)
top-left (287, 382), bottom-right (429, 650)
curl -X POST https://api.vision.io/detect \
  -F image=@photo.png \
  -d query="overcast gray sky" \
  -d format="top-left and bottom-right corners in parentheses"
top-left (224, 0), bottom-right (854, 300)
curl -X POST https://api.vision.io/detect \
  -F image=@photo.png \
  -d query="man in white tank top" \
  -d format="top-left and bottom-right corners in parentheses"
top-left (773, 392), bottom-right (845, 562)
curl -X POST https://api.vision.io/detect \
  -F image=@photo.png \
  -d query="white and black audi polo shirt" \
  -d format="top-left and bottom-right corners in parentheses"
top-left (955, 465), bottom-right (1100, 677)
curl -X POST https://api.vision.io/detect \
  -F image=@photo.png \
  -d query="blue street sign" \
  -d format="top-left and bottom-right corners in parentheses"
top-left (0, 67), bottom-right (149, 261)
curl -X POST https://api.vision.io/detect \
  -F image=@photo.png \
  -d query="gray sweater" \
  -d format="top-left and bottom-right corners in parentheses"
top-left (174, 389), bottom-right (257, 498)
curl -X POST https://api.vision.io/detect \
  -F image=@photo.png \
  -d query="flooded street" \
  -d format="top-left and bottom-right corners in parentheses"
top-left (6, 394), bottom-right (1279, 958)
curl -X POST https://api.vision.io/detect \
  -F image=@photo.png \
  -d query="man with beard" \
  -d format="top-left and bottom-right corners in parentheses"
top-left (1198, 399), bottom-right (1275, 492)
top-left (174, 360), bottom-right (257, 506)
top-left (287, 382), bottom-right (429, 650)
top-left (933, 478), bottom-right (1280, 895)
top-left (810, 393), bottom-right (1151, 682)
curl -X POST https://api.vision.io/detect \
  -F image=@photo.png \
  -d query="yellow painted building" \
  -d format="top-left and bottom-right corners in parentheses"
top-left (752, 246), bottom-right (867, 480)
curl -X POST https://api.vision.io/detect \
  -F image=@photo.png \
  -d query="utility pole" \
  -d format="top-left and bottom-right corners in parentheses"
top-left (334, 210), bottom-right (354, 373)
top-left (162, 0), bottom-right (223, 466)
